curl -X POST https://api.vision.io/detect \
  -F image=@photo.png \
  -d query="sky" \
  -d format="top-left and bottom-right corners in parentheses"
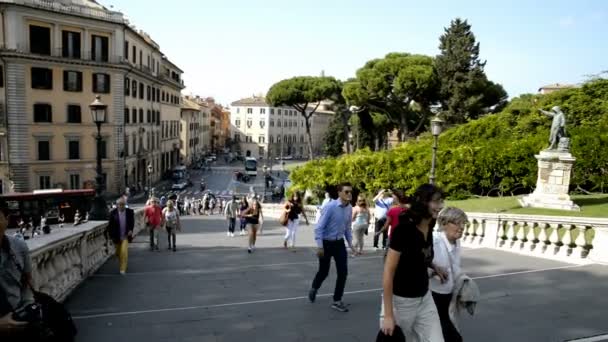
top-left (100, 0), bottom-right (608, 106)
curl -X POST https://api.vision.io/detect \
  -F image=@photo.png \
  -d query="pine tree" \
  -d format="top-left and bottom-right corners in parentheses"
top-left (436, 18), bottom-right (507, 123)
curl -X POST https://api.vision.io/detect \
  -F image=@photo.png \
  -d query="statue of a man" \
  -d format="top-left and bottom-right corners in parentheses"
top-left (539, 106), bottom-right (566, 150)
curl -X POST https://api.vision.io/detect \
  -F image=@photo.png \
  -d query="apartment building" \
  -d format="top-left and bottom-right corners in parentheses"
top-left (229, 96), bottom-right (334, 159)
top-left (0, 0), bottom-right (184, 194)
top-left (180, 97), bottom-right (205, 165)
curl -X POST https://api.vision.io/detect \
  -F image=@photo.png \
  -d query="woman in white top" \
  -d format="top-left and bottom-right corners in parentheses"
top-left (351, 195), bottom-right (370, 256)
top-left (431, 207), bottom-right (467, 342)
top-left (163, 200), bottom-right (181, 252)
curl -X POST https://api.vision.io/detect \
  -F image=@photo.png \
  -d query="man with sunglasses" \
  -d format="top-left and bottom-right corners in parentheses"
top-left (309, 182), bottom-right (356, 312)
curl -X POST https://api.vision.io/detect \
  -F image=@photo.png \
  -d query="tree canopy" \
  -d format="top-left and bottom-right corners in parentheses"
top-left (267, 76), bottom-right (342, 160)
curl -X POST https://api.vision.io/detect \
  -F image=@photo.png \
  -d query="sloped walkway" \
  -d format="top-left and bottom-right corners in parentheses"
top-left (65, 215), bottom-right (608, 342)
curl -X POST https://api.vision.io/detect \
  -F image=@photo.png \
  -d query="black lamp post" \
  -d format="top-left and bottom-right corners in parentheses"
top-left (429, 116), bottom-right (444, 185)
top-left (89, 95), bottom-right (109, 220)
top-left (147, 163), bottom-right (153, 199)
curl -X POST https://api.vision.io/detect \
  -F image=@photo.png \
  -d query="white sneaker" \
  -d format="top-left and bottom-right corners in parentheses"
top-left (227, 232), bottom-right (231, 237)
top-left (230, 233), bottom-right (235, 237)
top-left (239, 231), bottom-right (244, 236)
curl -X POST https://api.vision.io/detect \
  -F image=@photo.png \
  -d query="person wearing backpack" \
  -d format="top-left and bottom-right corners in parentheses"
top-left (163, 200), bottom-right (181, 252)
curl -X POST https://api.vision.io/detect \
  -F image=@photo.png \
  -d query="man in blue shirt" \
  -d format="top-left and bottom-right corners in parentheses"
top-left (309, 183), bottom-right (355, 312)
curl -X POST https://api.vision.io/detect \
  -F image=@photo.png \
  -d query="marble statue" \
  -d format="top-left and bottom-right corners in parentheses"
top-left (539, 106), bottom-right (566, 150)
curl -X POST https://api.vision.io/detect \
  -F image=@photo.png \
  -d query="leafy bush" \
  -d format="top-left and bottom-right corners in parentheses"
top-left (291, 79), bottom-right (608, 198)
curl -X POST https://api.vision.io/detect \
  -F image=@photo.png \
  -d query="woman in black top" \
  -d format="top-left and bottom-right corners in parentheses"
top-left (283, 192), bottom-right (309, 250)
top-left (243, 199), bottom-right (264, 253)
top-left (381, 184), bottom-right (447, 341)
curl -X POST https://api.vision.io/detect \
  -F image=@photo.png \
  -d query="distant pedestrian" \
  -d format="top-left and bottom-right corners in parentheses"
top-left (163, 200), bottom-right (181, 252)
top-left (308, 182), bottom-right (355, 313)
top-left (107, 197), bottom-right (135, 275)
top-left (145, 197), bottom-right (164, 251)
top-left (379, 190), bottom-right (409, 244)
top-left (242, 199), bottom-right (263, 253)
top-left (239, 198), bottom-right (249, 236)
top-left (373, 189), bottom-right (393, 251)
top-left (351, 195), bottom-right (371, 256)
top-left (380, 184), bottom-right (445, 340)
top-left (224, 196), bottom-right (240, 237)
top-left (283, 192), bottom-right (309, 250)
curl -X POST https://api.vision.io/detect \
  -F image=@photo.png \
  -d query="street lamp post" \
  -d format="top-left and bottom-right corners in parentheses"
top-left (89, 95), bottom-right (109, 220)
top-left (429, 116), bottom-right (444, 185)
top-left (147, 163), bottom-right (153, 199)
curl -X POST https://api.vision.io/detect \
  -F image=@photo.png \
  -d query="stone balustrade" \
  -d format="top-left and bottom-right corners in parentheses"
top-left (263, 204), bottom-right (608, 264)
top-left (23, 208), bottom-right (145, 302)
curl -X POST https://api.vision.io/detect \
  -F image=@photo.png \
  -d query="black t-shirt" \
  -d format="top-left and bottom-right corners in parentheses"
top-left (389, 215), bottom-right (434, 298)
top-left (287, 202), bottom-right (303, 220)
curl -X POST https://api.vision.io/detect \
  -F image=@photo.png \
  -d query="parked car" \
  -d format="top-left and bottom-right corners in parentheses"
top-left (171, 182), bottom-right (188, 191)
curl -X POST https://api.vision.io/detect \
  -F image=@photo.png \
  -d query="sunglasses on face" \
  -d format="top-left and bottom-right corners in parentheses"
top-left (343, 190), bottom-right (352, 194)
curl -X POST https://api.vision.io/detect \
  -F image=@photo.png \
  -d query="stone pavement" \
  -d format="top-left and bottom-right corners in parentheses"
top-left (65, 214), bottom-right (608, 342)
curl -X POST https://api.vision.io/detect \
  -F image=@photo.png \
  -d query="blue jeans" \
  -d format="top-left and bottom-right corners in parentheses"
top-left (228, 218), bottom-right (236, 233)
top-left (312, 239), bottom-right (348, 302)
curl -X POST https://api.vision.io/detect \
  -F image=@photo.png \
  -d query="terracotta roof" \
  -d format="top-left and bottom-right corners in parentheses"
top-left (538, 83), bottom-right (576, 91)
top-left (181, 97), bottom-right (200, 111)
top-left (230, 96), bottom-right (268, 107)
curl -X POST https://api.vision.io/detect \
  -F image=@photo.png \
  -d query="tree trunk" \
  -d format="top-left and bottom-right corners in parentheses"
top-left (305, 117), bottom-right (314, 161)
top-left (341, 113), bottom-right (351, 154)
top-left (399, 114), bottom-right (409, 142)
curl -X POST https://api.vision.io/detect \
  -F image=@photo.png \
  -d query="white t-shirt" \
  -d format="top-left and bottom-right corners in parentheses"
top-left (164, 208), bottom-right (179, 228)
top-left (430, 231), bottom-right (461, 294)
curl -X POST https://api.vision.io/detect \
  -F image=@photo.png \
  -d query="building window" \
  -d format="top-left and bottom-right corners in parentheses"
top-left (31, 68), bottom-right (53, 90)
top-left (67, 105), bottom-right (81, 123)
top-left (247, 120), bottom-right (252, 128)
top-left (63, 70), bottom-right (82, 92)
top-left (131, 80), bottom-right (137, 97)
top-left (132, 108), bottom-right (137, 123)
top-left (147, 110), bottom-right (151, 123)
top-left (124, 108), bottom-right (130, 124)
top-left (278, 109), bottom-right (282, 115)
top-left (258, 136), bottom-right (265, 143)
top-left (139, 50), bottom-right (143, 66)
top-left (62, 31), bottom-right (81, 59)
top-left (67, 174), bottom-right (80, 190)
top-left (68, 140), bottom-right (80, 160)
top-left (234, 133), bottom-right (240, 142)
top-left (236, 108), bottom-right (240, 114)
top-left (38, 140), bottom-right (50, 160)
top-left (0, 66), bottom-right (3, 87)
top-left (132, 46), bottom-right (136, 63)
top-left (246, 135), bottom-right (252, 143)
top-left (235, 119), bottom-right (241, 128)
top-left (34, 104), bottom-right (52, 123)
top-left (161, 91), bottom-right (165, 102)
top-left (270, 120), bottom-right (274, 127)
top-left (270, 108), bottom-right (274, 114)
top-left (284, 120), bottom-right (287, 127)
top-left (269, 135), bottom-right (274, 143)
top-left (301, 135), bottom-right (305, 143)
top-left (124, 41), bottom-right (129, 60)
top-left (277, 135), bottom-right (281, 143)
top-left (247, 108), bottom-right (253, 114)
top-left (139, 83), bottom-right (144, 99)
top-left (92, 73), bottom-right (110, 93)
top-left (147, 86), bottom-right (151, 101)
top-left (152, 87), bottom-right (156, 102)
top-left (91, 35), bottom-right (109, 62)
top-left (156, 89), bottom-right (160, 102)
top-left (29, 25), bottom-right (51, 55)
top-left (260, 108), bottom-right (266, 114)
top-left (125, 77), bottom-right (130, 95)
top-left (39, 175), bottom-right (51, 190)
top-left (277, 120), bottom-right (282, 127)
top-left (139, 109), bottom-right (143, 123)
top-left (260, 120), bottom-right (265, 128)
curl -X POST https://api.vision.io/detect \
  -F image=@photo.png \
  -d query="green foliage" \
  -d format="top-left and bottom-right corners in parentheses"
top-left (323, 114), bottom-right (347, 157)
top-left (436, 18), bottom-right (508, 123)
top-left (291, 79), bottom-right (608, 198)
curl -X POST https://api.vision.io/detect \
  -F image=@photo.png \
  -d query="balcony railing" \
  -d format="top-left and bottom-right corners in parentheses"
top-left (1, 0), bottom-right (125, 23)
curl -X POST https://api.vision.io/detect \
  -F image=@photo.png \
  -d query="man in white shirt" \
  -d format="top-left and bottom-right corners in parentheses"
top-left (373, 189), bottom-right (393, 250)
top-left (430, 207), bottom-right (467, 342)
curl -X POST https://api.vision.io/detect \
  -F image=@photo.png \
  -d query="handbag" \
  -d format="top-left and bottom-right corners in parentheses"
top-left (7, 240), bottom-right (77, 342)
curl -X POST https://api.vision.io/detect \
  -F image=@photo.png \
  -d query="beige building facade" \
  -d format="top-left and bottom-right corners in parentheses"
top-left (180, 97), bottom-right (205, 165)
top-left (230, 96), bottom-right (333, 160)
top-left (0, 0), bottom-right (184, 195)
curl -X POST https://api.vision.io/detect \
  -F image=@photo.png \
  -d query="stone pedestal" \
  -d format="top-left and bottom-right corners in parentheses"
top-left (520, 145), bottom-right (580, 211)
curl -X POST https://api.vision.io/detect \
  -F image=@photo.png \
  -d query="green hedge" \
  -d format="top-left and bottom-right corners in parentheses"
top-left (291, 79), bottom-right (608, 198)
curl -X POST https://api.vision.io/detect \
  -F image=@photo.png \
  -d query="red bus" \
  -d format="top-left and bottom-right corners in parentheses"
top-left (1, 189), bottom-right (95, 228)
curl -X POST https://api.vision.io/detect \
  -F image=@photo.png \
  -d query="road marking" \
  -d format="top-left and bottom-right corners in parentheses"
top-left (566, 336), bottom-right (608, 342)
top-left (75, 264), bottom-right (591, 320)
top-left (93, 255), bottom-right (384, 277)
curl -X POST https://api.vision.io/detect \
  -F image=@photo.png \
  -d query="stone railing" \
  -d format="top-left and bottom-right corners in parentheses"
top-left (24, 208), bottom-right (145, 302)
top-left (263, 204), bottom-right (608, 264)
top-left (461, 213), bottom-right (608, 264)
